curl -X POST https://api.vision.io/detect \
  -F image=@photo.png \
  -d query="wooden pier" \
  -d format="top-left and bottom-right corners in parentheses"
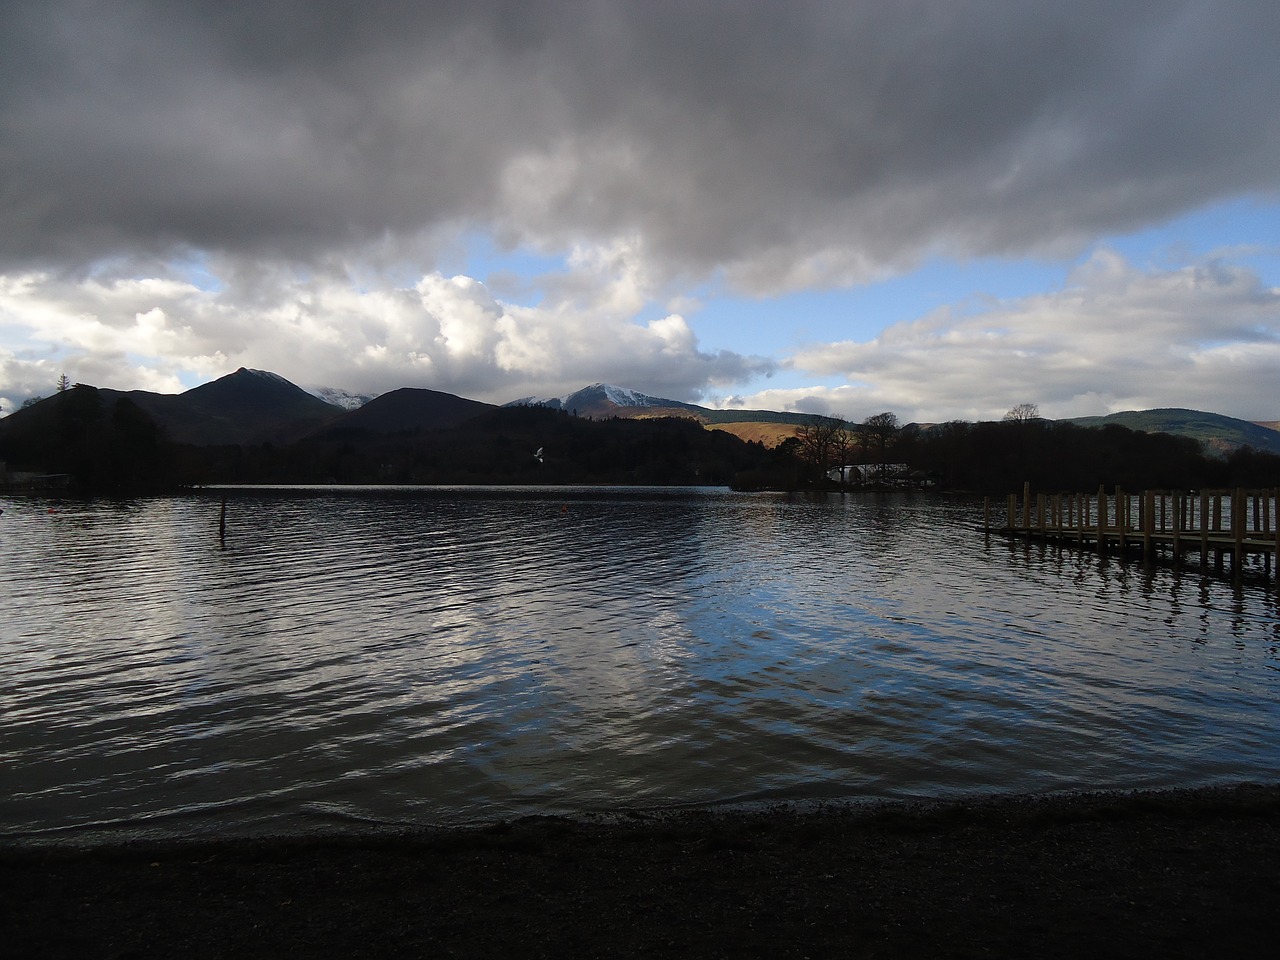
top-left (985, 483), bottom-right (1280, 581)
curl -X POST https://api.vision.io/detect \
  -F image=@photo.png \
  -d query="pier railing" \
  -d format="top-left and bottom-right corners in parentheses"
top-left (985, 483), bottom-right (1280, 580)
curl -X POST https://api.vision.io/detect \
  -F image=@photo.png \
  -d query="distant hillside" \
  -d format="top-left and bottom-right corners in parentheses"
top-left (8, 367), bottom-right (1278, 493)
top-left (174, 402), bottom-right (772, 487)
top-left (508, 383), bottom-right (705, 420)
top-left (511, 382), bottom-right (834, 433)
top-left (707, 422), bottom-right (803, 446)
top-left (1067, 408), bottom-right (1280, 457)
top-left (149, 368), bottom-right (342, 444)
top-left (3, 368), bottom-right (343, 447)
top-left (320, 387), bottom-right (494, 435)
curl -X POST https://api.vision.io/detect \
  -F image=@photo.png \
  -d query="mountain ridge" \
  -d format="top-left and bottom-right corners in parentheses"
top-left (4, 368), bottom-right (1277, 456)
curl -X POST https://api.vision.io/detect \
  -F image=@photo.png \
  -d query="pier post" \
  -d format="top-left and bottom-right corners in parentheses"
top-left (1214, 493), bottom-right (1225, 573)
top-left (1152, 491), bottom-right (1162, 560)
top-left (1233, 488), bottom-right (1245, 578)
top-left (1117, 487), bottom-right (1127, 553)
top-left (1022, 481), bottom-right (1031, 529)
top-left (1200, 490), bottom-right (1209, 563)
top-left (1096, 485), bottom-right (1106, 553)
top-left (1172, 492), bottom-right (1183, 564)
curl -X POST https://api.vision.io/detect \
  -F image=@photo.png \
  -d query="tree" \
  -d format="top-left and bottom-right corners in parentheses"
top-left (830, 419), bottom-right (857, 482)
top-left (859, 412), bottom-right (900, 480)
top-left (57, 374), bottom-right (71, 393)
top-left (1003, 402), bottom-right (1039, 422)
top-left (794, 416), bottom-right (852, 483)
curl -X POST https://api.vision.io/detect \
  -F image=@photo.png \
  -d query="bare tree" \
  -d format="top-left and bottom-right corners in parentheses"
top-left (830, 420), bottom-right (857, 483)
top-left (860, 412), bottom-right (900, 480)
top-left (57, 374), bottom-right (71, 393)
top-left (1003, 402), bottom-right (1040, 422)
top-left (795, 416), bottom-right (852, 482)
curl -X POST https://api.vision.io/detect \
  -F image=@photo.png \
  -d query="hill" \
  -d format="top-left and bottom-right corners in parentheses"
top-left (320, 388), bottom-right (494, 435)
top-left (207, 405), bottom-right (770, 486)
top-left (707, 422), bottom-right (805, 446)
top-left (81, 368), bottom-right (343, 446)
top-left (1068, 408), bottom-right (1280, 457)
top-left (510, 382), bottom-right (831, 435)
top-left (5, 369), bottom-right (1278, 492)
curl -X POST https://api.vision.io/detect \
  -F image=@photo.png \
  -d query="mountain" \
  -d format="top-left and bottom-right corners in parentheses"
top-left (509, 382), bottom-right (829, 429)
top-left (533, 385), bottom-right (1280, 456)
top-left (321, 387), bottom-right (494, 435)
top-left (1067, 408), bottom-right (1280, 457)
top-left (7, 367), bottom-right (1276, 466)
top-left (115, 368), bottom-right (342, 445)
top-left (307, 385), bottom-right (377, 410)
top-left (2, 368), bottom-right (344, 447)
top-left (508, 382), bottom-right (703, 419)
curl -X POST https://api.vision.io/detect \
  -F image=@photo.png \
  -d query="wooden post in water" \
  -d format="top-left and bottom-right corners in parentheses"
top-left (1200, 490), bottom-right (1209, 564)
top-left (1022, 481), bottom-right (1031, 530)
top-left (1152, 491), bottom-right (1162, 560)
top-left (1116, 486), bottom-right (1127, 553)
top-left (1274, 488), bottom-right (1280, 582)
top-left (1214, 492), bottom-right (1225, 573)
top-left (1172, 492), bottom-right (1183, 564)
top-left (1096, 485), bottom-right (1106, 552)
top-left (1233, 488), bottom-right (1245, 578)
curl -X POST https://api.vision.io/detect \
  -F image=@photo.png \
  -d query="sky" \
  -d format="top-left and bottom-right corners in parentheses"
top-left (2, 0), bottom-right (1278, 424)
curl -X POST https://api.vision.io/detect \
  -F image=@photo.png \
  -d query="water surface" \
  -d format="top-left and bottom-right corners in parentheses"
top-left (2, 486), bottom-right (1277, 841)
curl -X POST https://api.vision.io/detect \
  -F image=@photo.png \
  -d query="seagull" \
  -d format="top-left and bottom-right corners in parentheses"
top-left (534, 447), bottom-right (544, 463)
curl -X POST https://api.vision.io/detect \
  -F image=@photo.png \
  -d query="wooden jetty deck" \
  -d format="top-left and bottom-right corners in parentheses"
top-left (985, 483), bottom-right (1280, 581)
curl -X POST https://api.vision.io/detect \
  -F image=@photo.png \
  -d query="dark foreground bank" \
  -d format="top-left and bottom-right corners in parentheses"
top-left (4, 784), bottom-right (1279, 959)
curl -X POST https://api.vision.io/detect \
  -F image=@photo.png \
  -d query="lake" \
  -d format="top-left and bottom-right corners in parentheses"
top-left (2, 486), bottom-right (1278, 842)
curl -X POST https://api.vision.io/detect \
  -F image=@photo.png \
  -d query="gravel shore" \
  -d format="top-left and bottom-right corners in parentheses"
top-left (4, 783), bottom-right (1279, 959)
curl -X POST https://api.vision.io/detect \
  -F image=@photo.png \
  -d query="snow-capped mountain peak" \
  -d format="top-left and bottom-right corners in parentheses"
top-left (306, 385), bottom-right (378, 410)
top-left (503, 383), bottom-right (701, 418)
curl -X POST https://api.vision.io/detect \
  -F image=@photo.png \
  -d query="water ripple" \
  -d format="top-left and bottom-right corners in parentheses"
top-left (2, 487), bottom-right (1279, 840)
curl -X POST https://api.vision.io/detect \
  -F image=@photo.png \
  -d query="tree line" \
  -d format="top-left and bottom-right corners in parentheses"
top-left (5, 387), bottom-right (1279, 493)
top-left (759, 406), bottom-right (1280, 493)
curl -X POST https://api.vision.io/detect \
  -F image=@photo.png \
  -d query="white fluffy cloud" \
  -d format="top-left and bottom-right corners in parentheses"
top-left (0, 246), bottom-right (771, 410)
top-left (736, 251), bottom-right (1280, 423)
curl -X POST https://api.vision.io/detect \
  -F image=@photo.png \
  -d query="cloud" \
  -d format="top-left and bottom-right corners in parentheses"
top-left (3, 1), bottom-right (1278, 288)
top-left (3, 2), bottom-right (1279, 415)
top-left (744, 251), bottom-right (1280, 423)
top-left (0, 249), bottom-right (773, 407)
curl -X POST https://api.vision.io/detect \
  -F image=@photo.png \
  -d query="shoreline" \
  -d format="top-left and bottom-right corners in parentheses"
top-left (5, 783), bottom-right (1279, 958)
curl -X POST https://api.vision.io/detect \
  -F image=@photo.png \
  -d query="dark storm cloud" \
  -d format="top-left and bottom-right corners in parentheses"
top-left (3, 0), bottom-right (1278, 286)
